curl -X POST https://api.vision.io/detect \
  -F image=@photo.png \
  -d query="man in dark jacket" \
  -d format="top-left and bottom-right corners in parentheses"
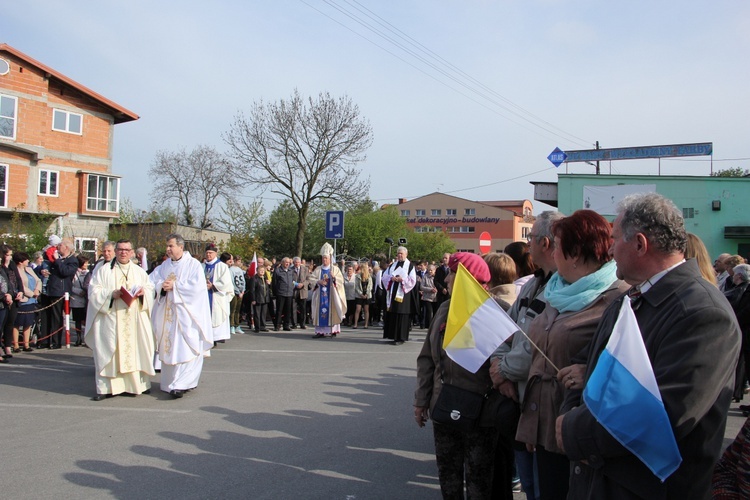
top-left (272, 258), bottom-right (294, 331)
top-left (44, 238), bottom-right (79, 348)
top-left (434, 253), bottom-right (451, 305)
top-left (557, 193), bottom-right (741, 499)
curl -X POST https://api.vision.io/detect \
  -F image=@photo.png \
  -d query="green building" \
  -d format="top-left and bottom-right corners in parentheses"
top-left (533, 174), bottom-right (750, 260)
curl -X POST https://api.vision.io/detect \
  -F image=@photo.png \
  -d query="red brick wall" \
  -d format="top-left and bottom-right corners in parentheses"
top-left (1, 49), bottom-right (116, 216)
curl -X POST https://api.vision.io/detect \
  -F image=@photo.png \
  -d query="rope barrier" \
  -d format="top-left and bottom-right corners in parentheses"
top-left (16, 295), bottom-right (65, 314)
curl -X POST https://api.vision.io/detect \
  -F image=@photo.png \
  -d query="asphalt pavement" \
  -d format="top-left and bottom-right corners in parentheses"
top-left (1, 325), bottom-right (746, 499)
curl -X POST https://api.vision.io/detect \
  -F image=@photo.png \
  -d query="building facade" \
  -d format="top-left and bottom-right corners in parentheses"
top-left (539, 174), bottom-right (750, 260)
top-left (0, 43), bottom-right (138, 254)
top-left (396, 192), bottom-right (533, 254)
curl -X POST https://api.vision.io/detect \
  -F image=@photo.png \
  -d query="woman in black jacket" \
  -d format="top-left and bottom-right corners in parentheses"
top-left (0, 244), bottom-right (23, 358)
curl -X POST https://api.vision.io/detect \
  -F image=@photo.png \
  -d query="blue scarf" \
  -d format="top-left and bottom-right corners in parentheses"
top-left (544, 260), bottom-right (618, 313)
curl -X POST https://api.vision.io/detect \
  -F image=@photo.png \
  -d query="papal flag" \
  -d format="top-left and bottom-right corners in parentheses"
top-left (583, 295), bottom-right (682, 482)
top-left (443, 262), bottom-right (520, 373)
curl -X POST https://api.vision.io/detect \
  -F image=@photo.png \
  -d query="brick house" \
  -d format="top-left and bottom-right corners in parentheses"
top-left (0, 43), bottom-right (138, 260)
top-left (396, 192), bottom-right (534, 254)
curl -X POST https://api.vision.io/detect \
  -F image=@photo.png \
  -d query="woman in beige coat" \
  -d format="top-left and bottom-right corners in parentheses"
top-left (515, 210), bottom-right (628, 500)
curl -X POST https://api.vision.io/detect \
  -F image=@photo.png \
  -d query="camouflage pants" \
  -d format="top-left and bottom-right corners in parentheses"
top-left (433, 422), bottom-right (499, 499)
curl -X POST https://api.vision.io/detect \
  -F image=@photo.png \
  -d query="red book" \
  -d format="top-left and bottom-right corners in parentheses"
top-left (119, 285), bottom-right (142, 307)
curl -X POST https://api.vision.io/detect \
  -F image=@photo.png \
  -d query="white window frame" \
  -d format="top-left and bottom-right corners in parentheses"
top-left (75, 237), bottom-right (98, 264)
top-left (87, 174), bottom-right (120, 212)
top-left (464, 208), bottom-right (476, 215)
top-left (431, 209), bottom-right (441, 216)
top-left (415, 209), bottom-right (425, 216)
top-left (446, 208), bottom-right (456, 216)
top-left (0, 163), bottom-right (7, 208)
top-left (0, 94), bottom-right (18, 140)
top-left (400, 209), bottom-right (410, 216)
top-left (38, 169), bottom-right (59, 196)
top-left (52, 109), bottom-right (83, 135)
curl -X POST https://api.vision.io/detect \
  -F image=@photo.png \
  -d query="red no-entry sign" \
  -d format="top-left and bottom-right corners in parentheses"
top-left (479, 231), bottom-right (491, 254)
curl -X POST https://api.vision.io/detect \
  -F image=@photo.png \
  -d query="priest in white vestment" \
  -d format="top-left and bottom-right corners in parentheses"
top-left (86, 239), bottom-right (155, 400)
top-left (150, 234), bottom-right (214, 399)
top-left (203, 244), bottom-right (233, 343)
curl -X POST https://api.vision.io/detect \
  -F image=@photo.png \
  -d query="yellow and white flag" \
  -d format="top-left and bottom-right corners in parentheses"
top-left (443, 262), bottom-right (520, 373)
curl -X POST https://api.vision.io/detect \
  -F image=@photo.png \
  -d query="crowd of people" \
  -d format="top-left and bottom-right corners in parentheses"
top-left (2, 192), bottom-right (750, 498)
top-left (414, 193), bottom-right (749, 500)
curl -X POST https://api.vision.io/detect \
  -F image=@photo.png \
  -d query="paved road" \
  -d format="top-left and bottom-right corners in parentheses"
top-left (2, 326), bottom-right (746, 499)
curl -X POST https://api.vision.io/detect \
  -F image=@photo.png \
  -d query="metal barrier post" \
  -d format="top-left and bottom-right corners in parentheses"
top-left (64, 292), bottom-right (70, 348)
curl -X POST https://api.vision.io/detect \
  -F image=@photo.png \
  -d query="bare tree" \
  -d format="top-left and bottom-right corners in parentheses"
top-left (149, 145), bottom-right (240, 228)
top-left (224, 89), bottom-right (373, 255)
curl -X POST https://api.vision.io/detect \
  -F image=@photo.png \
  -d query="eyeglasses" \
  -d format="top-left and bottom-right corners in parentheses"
top-left (526, 234), bottom-right (537, 243)
top-left (115, 248), bottom-right (132, 252)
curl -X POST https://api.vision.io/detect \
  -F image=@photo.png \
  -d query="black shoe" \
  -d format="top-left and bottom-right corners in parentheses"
top-left (289, 325), bottom-right (297, 329)
top-left (254, 329), bottom-right (260, 333)
top-left (51, 345), bottom-right (61, 350)
top-left (299, 325), bottom-right (307, 330)
top-left (142, 389), bottom-right (151, 395)
top-left (283, 328), bottom-right (292, 331)
top-left (740, 405), bottom-right (750, 412)
top-left (170, 390), bottom-right (184, 399)
top-left (273, 327), bottom-right (280, 331)
top-left (92, 394), bottom-right (112, 401)
top-left (260, 328), bottom-right (269, 332)
top-left (22, 347), bottom-right (34, 352)
top-left (2, 353), bottom-right (12, 359)
top-left (312, 333), bottom-right (324, 338)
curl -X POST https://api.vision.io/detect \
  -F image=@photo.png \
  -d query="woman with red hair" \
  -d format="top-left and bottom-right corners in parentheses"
top-left (515, 210), bottom-right (628, 500)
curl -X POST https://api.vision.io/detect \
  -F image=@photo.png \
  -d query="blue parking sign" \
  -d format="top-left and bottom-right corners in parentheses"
top-left (325, 210), bottom-right (344, 239)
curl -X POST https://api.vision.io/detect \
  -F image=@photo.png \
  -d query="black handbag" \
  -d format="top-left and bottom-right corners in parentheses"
top-left (480, 389), bottom-right (521, 438)
top-left (431, 382), bottom-right (486, 431)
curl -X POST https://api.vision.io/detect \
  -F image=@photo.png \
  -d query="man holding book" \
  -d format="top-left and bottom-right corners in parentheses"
top-left (86, 239), bottom-right (156, 401)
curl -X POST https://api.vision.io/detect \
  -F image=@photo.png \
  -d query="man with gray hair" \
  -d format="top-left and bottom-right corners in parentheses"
top-left (557, 193), bottom-right (740, 498)
top-left (715, 253), bottom-right (732, 291)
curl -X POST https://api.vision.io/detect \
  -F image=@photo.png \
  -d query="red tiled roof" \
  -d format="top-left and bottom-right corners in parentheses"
top-left (0, 43), bottom-right (139, 124)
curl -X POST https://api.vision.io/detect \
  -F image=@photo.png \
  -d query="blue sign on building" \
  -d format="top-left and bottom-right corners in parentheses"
top-left (325, 210), bottom-right (344, 239)
top-left (548, 147), bottom-right (567, 168)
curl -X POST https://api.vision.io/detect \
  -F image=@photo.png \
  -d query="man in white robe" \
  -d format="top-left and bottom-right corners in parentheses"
top-left (203, 244), bottom-right (233, 344)
top-left (150, 234), bottom-right (214, 399)
top-left (86, 239), bottom-right (155, 400)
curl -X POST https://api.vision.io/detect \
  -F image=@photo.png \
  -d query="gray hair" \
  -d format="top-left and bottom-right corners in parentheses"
top-left (166, 233), bottom-right (185, 247)
top-left (293, 256), bottom-right (301, 263)
top-left (32, 251), bottom-right (43, 261)
top-left (617, 193), bottom-right (687, 254)
top-left (533, 211), bottom-right (565, 241)
top-left (102, 240), bottom-right (115, 249)
top-left (397, 246), bottom-right (408, 256)
top-left (734, 264), bottom-right (750, 283)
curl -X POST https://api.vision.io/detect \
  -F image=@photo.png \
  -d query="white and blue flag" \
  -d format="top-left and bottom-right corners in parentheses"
top-left (583, 296), bottom-right (682, 482)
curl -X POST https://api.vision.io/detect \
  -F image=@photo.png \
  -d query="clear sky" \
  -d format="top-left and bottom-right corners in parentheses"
top-left (4, 1), bottom-right (749, 215)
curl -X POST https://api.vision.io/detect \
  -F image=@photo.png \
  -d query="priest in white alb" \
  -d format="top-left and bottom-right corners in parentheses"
top-left (150, 234), bottom-right (214, 399)
top-left (203, 244), bottom-right (233, 344)
top-left (86, 239), bottom-right (155, 401)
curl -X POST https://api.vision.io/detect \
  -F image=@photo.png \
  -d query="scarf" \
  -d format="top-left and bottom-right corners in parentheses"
top-left (544, 260), bottom-right (618, 313)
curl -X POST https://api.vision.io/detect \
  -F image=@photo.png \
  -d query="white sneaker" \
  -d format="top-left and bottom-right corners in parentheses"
top-left (235, 326), bottom-right (244, 334)
top-left (230, 327), bottom-right (236, 335)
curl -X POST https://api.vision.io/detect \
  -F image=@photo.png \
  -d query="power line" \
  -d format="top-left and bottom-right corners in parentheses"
top-left (300, 0), bottom-right (593, 148)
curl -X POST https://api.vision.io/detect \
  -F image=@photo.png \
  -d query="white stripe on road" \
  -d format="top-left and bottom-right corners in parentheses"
top-left (202, 370), bottom-right (347, 376)
top-left (0, 403), bottom-right (191, 413)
